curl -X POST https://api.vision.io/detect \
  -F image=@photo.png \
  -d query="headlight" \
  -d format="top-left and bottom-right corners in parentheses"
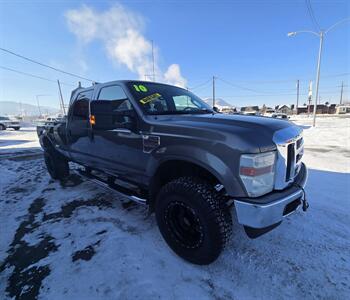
top-left (239, 151), bottom-right (276, 197)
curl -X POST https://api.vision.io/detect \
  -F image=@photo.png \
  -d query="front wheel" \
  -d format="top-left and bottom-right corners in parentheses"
top-left (155, 177), bottom-right (232, 265)
top-left (0, 124), bottom-right (6, 130)
top-left (44, 150), bottom-right (69, 180)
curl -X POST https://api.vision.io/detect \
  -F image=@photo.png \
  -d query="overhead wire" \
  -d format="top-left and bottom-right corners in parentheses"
top-left (216, 77), bottom-right (263, 93)
top-left (305, 0), bottom-right (321, 31)
top-left (188, 78), bottom-right (212, 90)
top-left (0, 47), bottom-right (95, 82)
top-left (0, 65), bottom-right (76, 87)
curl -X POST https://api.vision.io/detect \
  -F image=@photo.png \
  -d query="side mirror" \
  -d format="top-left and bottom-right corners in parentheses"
top-left (114, 109), bottom-right (136, 118)
top-left (213, 106), bottom-right (220, 113)
top-left (112, 109), bottom-right (136, 130)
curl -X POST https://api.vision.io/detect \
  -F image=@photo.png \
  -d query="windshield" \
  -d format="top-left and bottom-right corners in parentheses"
top-left (0, 116), bottom-right (10, 120)
top-left (126, 82), bottom-right (213, 115)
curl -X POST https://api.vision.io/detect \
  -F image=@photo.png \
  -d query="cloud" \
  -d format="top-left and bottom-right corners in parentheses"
top-left (164, 64), bottom-right (187, 88)
top-left (65, 4), bottom-right (187, 87)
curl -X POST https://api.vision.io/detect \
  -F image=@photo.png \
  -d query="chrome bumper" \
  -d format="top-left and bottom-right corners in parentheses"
top-left (234, 163), bottom-right (308, 229)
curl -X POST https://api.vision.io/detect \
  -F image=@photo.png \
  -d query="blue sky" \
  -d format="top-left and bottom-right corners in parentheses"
top-left (0, 0), bottom-right (349, 109)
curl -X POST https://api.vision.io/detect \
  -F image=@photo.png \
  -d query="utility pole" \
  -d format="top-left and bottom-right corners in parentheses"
top-left (36, 95), bottom-right (42, 117)
top-left (151, 40), bottom-right (155, 81)
top-left (57, 80), bottom-right (66, 115)
top-left (19, 101), bottom-right (23, 117)
top-left (296, 79), bottom-right (300, 115)
top-left (307, 80), bottom-right (313, 117)
top-left (212, 76), bottom-right (216, 108)
top-left (340, 81), bottom-right (344, 104)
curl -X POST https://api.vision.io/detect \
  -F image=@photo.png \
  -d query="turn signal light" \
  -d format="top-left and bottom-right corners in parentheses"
top-left (90, 115), bottom-right (96, 125)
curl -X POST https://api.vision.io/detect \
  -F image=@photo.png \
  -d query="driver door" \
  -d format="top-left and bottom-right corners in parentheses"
top-left (89, 84), bottom-right (146, 182)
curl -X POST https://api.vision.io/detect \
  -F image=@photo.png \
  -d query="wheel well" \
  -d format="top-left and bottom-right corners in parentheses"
top-left (42, 136), bottom-right (54, 151)
top-left (149, 160), bottom-right (223, 210)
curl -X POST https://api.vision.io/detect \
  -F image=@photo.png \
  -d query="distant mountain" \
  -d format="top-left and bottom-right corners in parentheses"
top-left (203, 98), bottom-right (234, 108)
top-left (0, 101), bottom-right (60, 116)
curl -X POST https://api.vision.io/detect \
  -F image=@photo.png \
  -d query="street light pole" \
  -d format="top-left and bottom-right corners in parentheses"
top-left (287, 17), bottom-right (349, 127)
top-left (296, 79), bottom-right (299, 114)
top-left (312, 31), bottom-right (324, 127)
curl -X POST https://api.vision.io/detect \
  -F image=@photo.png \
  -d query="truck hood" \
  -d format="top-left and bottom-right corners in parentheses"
top-left (147, 113), bottom-right (299, 153)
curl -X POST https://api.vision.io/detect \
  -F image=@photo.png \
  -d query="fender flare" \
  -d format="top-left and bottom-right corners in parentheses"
top-left (147, 145), bottom-right (246, 198)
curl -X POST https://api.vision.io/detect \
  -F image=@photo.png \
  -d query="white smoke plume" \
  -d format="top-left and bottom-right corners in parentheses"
top-left (65, 4), bottom-right (187, 87)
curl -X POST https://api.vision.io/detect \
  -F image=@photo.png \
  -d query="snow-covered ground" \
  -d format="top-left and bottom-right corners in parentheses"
top-left (0, 117), bottom-right (349, 299)
top-left (0, 127), bottom-right (41, 156)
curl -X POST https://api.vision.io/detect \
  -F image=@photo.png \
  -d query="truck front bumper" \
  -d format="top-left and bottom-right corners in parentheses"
top-left (234, 163), bottom-right (308, 230)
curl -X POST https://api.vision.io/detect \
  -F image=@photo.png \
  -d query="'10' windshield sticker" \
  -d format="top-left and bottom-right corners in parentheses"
top-left (134, 84), bottom-right (148, 92)
top-left (140, 93), bottom-right (161, 105)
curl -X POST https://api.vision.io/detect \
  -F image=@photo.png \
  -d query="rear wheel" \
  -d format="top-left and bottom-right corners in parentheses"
top-left (0, 124), bottom-right (6, 130)
top-left (13, 127), bottom-right (20, 131)
top-left (44, 150), bottom-right (69, 180)
top-left (155, 177), bottom-right (232, 265)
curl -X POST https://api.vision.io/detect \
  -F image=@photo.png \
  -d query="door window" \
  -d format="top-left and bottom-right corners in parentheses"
top-left (95, 85), bottom-right (135, 129)
top-left (98, 85), bottom-right (131, 110)
top-left (98, 85), bottom-right (127, 101)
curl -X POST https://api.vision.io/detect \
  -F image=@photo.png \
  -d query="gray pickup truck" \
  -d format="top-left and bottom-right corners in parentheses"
top-left (0, 116), bottom-right (20, 130)
top-left (37, 80), bottom-right (308, 265)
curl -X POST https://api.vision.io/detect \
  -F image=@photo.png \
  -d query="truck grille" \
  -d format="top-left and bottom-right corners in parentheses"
top-left (273, 126), bottom-right (304, 190)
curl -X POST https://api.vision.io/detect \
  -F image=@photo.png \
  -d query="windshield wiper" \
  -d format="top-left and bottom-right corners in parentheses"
top-left (147, 108), bottom-right (213, 115)
top-left (194, 108), bottom-right (214, 114)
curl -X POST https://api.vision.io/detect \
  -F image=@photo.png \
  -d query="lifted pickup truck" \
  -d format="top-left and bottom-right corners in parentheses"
top-left (37, 80), bottom-right (308, 265)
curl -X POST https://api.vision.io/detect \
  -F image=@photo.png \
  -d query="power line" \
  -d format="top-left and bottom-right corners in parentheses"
top-left (305, 0), bottom-right (321, 31)
top-left (0, 47), bottom-right (94, 82)
top-left (0, 65), bottom-right (75, 86)
top-left (216, 73), bottom-right (349, 86)
top-left (217, 77), bottom-right (263, 93)
top-left (188, 78), bottom-right (212, 90)
top-left (199, 90), bottom-right (347, 98)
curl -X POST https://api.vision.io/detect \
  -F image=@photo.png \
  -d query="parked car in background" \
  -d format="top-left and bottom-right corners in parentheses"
top-left (272, 113), bottom-right (289, 120)
top-left (0, 116), bottom-right (21, 130)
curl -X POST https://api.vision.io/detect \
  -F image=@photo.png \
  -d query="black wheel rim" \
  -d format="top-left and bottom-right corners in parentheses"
top-left (165, 201), bottom-right (203, 249)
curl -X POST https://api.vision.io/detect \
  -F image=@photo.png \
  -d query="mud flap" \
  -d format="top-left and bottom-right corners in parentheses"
top-left (244, 221), bottom-right (282, 239)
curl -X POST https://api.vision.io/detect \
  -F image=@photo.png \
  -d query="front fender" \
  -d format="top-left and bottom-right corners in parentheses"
top-left (147, 144), bottom-right (246, 197)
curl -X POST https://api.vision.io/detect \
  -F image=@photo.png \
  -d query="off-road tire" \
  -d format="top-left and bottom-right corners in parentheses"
top-left (44, 150), bottom-right (69, 180)
top-left (155, 177), bottom-right (232, 265)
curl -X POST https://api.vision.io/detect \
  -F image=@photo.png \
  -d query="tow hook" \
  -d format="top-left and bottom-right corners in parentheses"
top-left (301, 189), bottom-right (309, 211)
top-left (294, 183), bottom-right (309, 212)
top-left (302, 198), bottom-right (309, 211)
